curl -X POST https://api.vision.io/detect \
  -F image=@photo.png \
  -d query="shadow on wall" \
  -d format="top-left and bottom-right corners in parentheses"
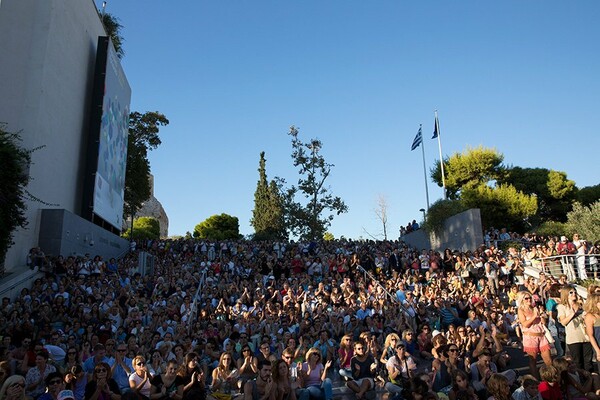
top-left (402, 209), bottom-right (484, 252)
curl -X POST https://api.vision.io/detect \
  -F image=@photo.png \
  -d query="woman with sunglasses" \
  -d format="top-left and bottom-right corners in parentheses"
top-left (298, 348), bottom-right (332, 400)
top-left (84, 362), bottom-right (120, 400)
top-left (129, 356), bottom-right (151, 400)
top-left (518, 291), bottom-right (553, 378)
top-left (384, 342), bottom-right (417, 395)
top-left (338, 335), bottom-right (354, 381)
top-left (177, 353), bottom-right (206, 400)
top-left (557, 287), bottom-right (592, 371)
top-left (64, 348), bottom-right (81, 374)
top-left (236, 345), bottom-right (257, 391)
top-left (0, 375), bottom-right (27, 400)
top-left (209, 352), bottom-right (238, 400)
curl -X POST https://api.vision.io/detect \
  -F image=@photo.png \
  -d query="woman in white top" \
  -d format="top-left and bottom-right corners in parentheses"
top-left (557, 286), bottom-right (593, 371)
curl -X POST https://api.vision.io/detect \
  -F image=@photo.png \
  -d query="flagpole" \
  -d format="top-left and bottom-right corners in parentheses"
top-left (420, 124), bottom-right (430, 211)
top-left (434, 110), bottom-right (447, 199)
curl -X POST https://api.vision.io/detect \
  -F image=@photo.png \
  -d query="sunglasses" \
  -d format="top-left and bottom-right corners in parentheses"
top-left (136, 362), bottom-right (145, 366)
top-left (449, 349), bottom-right (458, 353)
top-left (95, 368), bottom-right (107, 373)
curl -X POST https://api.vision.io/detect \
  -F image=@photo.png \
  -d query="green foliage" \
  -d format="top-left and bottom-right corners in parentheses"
top-left (122, 217), bottom-right (160, 240)
top-left (431, 146), bottom-right (505, 199)
top-left (194, 214), bottom-right (242, 240)
top-left (534, 220), bottom-right (567, 238)
top-left (0, 125), bottom-right (31, 266)
top-left (123, 112), bottom-right (169, 227)
top-left (565, 201), bottom-right (600, 244)
top-left (276, 126), bottom-right (348, 241)
top-left (251, 152), bottom-right (285, 241)
top-left (323, 232), bottom-right (335, 241)
top-left (497, 240), bottom-right (524, 253)
top-left (576, 184), bottom-right (600, 206)
top-left (500, 167), bottom-right (576, 222)
top-left (461, 184), bottom-right (537, 231)
top-left (422, 199), bottom-right (469, 234)
top-left (101, 13), bottom-right (125, 59)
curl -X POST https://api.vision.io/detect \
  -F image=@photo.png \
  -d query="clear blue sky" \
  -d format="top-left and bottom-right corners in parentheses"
top-left (98, 0), bottom-right (600, 239)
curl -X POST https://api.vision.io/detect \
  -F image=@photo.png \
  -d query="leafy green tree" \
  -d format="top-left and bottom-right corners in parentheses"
top-left (431, 146), bottom-right (505, 199)
top-left (461, 184), bottom-right (537, 231)
top-left (123, 112), bottom-right (169, 234)
top-left (122, 217), bottom-right (160, 240)
top-left (101, 13), bottom-right (125, 59)
top-left (194, 214), bottom-right (241, 240)
top-left (500, 167), bottom-right (576, 222)
top-left (535, 221), bottom-right (567, 238)
top-left (323, 232), bottom-right (335, 241)
top-left (576, 184), bottom-right (600, 206)
top-left (565, 201), bottom-right (600, 244)
top-left (0, 125), bottom-right (31, 270)
top-left (250, 152), bottom-right (285, 240)
top-left (276, 126), bottom-right (348, 241)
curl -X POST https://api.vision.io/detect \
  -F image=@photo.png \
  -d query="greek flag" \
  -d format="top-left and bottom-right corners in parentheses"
top-left (432, 114), bottom-right (440, 139)
top-left (411, 127), bottom-right (423, 151)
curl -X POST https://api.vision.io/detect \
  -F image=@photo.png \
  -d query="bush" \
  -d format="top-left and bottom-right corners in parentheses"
top-left (422, 199), bottom-right (469, 234)
top-left (565, 201), bottom-right (600, 244)
top-left (534, 220), bottom-right (567, 238)
top-left (122, 217), bottom-right (160, 240)
top-left (498, 240), bottom-right (524, 253)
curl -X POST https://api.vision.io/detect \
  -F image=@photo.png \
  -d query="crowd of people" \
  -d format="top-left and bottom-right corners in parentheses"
top-left (0, 232), bottom-right (599, 400)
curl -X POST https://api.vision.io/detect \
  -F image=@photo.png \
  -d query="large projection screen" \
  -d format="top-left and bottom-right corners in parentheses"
top-left (92, 39), bottom-right (131, 230)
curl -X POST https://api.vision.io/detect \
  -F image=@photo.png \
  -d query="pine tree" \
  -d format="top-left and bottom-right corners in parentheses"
top-left (251, 152), bottom-right (285, 240)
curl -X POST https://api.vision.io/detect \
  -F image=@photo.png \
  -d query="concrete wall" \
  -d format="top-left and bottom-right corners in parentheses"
top-left (402, 209), bottom-right (484, 252)
top-left (38, 209), bottom-right (129, 259)
top-left (0, 0), bottom-right (108, 269)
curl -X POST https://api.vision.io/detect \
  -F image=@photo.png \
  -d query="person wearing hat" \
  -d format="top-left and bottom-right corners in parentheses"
top-left (58, 390), bottom-right (75, 400)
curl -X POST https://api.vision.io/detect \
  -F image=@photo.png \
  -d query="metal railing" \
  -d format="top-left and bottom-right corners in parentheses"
top-left (187, 268), bottom-right (207, 335)
top-left (534, 254), bottom-right (600, 281)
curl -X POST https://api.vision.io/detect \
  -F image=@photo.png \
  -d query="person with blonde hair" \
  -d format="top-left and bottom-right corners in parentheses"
top-left (129, 356), bottom-right (151, 400)
top-left (517, 291), bottom-right (552, 378)
top-left (0, 375), bottom-right (27, 400)
top-left (557, 287), bottom-right (592, 371)
top-left (209, 352), bottom-right (238, 400)
top-left (338, 335), bottom-right (353, 381)
top-left (380, 333), bottom-right (400, 366)
top-left (298, 347), bottom-right (332, 400)
top-left (486, 374), bottom-right (511, 400)
top-left (584, 293), bottom-right (600, 363)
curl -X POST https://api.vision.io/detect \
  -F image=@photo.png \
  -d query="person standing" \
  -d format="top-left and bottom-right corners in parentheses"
top-left (517, 291), bottom-right (553, 378)
top-left (557, 287), bottom-right (592, 371)
top-left (584, 293), bottom-right (600, 364)
top-left (573, 234), bottom-right (588, 280)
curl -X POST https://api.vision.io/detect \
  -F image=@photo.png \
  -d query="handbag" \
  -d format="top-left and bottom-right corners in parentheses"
top-left (543, 325), bottom-right (555, 344)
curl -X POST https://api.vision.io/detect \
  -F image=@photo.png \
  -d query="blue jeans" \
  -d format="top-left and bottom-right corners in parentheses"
top-left (298, 379), bottom-right (333, 400)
